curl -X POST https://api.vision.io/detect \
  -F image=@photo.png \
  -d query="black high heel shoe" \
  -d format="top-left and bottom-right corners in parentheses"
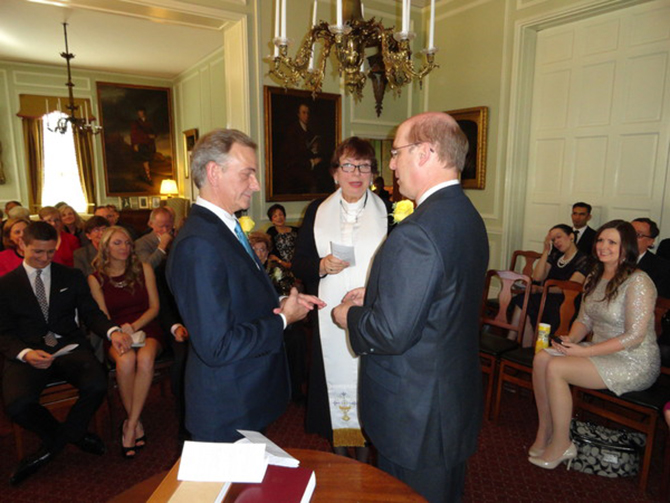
top-left (120, 422), bottom-right (136, 459)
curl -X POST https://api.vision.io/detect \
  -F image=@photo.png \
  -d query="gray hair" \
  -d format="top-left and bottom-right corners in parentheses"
top-left (406, 113), bottom-right (469, 172)
top-left (8, 206), bottom-right (31, 219)
top-left (191, 129), bottom-right (257, 189)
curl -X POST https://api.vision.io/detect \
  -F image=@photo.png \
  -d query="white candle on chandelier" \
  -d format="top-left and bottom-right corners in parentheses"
top-left (336, 0), bottom-right (342, 27)
top-left (361, 2), bottom-right (365, 18)
top-left (84, 100), bottom-right (89, 122)
top-left (402, 0), bottom-right (408, 33)
top-left (274, 0), bottom-right (280, 56)
top-left (428, 0), bottom-right (435, 49)
top-left (280, 0), bottom-right (287, 39)
top-left (312, 0), bottom-right (318, 26)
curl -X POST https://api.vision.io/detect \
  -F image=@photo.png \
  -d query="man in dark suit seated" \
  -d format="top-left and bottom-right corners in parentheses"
top-left (572, 202), bottom-right (596, 255)
top-left (632, 217), bottom-right (670, 298)
top-left (333, 112), bottom-right (489, 502)
top-left (0, 222), bottom-right (131, 485)
top-left (167, 129), bottom-right (325, 442)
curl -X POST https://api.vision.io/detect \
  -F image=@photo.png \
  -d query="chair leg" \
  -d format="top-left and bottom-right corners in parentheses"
top-left (492, 364), bottom-right (505, 422)
top-left (638, 423), bottom-right (655, 493)
top-left (13, 423), bottom-right (24, 460)
top-left (662, 431), bottom-right (670, 499)
top-left (483, 361), bottom-right (496, 421)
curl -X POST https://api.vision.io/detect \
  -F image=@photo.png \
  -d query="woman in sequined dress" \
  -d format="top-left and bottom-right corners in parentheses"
top-left (529, 220), bottom-right (661, 470)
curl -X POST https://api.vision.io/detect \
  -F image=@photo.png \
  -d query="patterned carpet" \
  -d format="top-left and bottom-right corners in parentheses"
top-left (0, 383), bottom-right (666, 502)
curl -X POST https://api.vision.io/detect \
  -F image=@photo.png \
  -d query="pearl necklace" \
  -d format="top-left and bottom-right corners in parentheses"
top-left (557, 251), bottom-right (576, 268)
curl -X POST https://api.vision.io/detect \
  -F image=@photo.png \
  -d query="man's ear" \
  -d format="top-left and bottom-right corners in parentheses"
top-left (205, 161), bottom-right (220, 185)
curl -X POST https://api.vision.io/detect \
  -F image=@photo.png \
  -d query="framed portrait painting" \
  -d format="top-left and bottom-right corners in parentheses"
top-left (183, 128), bottom-right (199, 179)
top-left (264, 86), bottom-right (341, 201)
top-left (446, 106), bottom-right (488, 190)
top-left (97, 82), bottom-right (175, 196)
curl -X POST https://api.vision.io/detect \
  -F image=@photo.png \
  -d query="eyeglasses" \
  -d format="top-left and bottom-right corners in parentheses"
top-left (339, 162), bottom-right (373, 174)
top-left (390, 142), bottom-right (421, 159)
top-left (636, 233), bottom-right (653, 239)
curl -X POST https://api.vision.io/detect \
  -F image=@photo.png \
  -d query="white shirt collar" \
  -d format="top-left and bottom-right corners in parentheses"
top-left (417, 180), bottom-right (460, 206)
top-left (195, 196), bottom-right (238, 234)
top-left (638, 251), bottom-right (647, 263)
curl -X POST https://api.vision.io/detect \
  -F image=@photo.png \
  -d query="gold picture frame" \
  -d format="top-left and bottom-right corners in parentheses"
top-left (446, 106), bottom-right (488, 190)
top-left (183, 128), bottom-right (199, 179)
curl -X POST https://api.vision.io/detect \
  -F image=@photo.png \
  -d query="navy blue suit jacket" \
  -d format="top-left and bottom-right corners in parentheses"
top-left (347, 184), bottom-right (489, 471)
top-left (167, 205), bottom-right (289, 441)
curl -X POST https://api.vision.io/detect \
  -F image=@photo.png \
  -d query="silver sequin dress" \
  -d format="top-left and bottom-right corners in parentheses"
top-left (577, 271), bottom-right (661, 396)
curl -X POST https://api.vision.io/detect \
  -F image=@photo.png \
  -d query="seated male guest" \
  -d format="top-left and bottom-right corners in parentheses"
top-left (135, 207), bottom-right (174, 269)
top-left (73, 216), bottom-right (110, 277)
top-left (0, 222), bottom-right (131, 484)
top-left (632, 217), bottom-right (670, 297)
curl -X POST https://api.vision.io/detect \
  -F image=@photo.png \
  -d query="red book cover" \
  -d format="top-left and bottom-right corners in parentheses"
top-left (234, 465), bottom-right (316, 503)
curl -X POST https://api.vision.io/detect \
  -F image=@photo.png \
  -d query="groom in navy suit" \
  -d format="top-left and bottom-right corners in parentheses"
top-left (334, 112), bottom-right (489, 502)
top-left (168, 129), bottom-right (324, 442)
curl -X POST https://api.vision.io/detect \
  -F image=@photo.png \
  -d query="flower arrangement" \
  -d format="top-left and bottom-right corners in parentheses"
top-left (238, 216), bottom-right (255, 234)
top-left (392, 200), bottom-right (414, 224)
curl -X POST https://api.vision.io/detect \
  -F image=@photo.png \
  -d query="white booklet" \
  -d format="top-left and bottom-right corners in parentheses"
top-left (52, 343), bottom-right (78, 358)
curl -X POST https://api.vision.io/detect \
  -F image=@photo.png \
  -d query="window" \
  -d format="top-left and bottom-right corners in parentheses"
top-left (41, 111), bottom-right (87, 212)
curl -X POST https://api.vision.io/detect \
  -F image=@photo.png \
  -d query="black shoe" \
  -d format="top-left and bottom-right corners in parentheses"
top-left (10, 446), bottom-right (53, 485)
top-left (74, 433), bottom-right (106, 456)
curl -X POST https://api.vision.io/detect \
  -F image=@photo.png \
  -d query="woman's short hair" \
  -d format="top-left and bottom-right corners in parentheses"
top-left (248, 231), bottom-right (272, 250)
top-left (267, 204), bottom-right (286, 221)
top-left (2, 217), bottom-right (30, 249)
top-left (329, 137), bottom-right (378, 175)
top-left (84, 216), bottom-right (111, 235)
top-left (38, 206), bottom-right (60, 220)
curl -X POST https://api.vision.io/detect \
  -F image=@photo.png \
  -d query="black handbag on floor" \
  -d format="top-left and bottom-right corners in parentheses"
top-left (570, 420), bottom-right (646, 477)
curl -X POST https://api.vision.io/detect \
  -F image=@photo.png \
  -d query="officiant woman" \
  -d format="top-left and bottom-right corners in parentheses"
top-left (294, 137), bottom-right (388, 462)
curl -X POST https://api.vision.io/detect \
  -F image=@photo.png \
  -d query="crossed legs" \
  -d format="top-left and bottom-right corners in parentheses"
top-left (109, 338), bottom-right (161, 455)
top-left (531, 350), bottom-right (605, 461)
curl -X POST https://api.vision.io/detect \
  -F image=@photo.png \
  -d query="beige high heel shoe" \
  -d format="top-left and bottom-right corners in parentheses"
top-left (528, 446), bottom-right (545, 457)
top-left (528, 442), bottom-right (577, 470)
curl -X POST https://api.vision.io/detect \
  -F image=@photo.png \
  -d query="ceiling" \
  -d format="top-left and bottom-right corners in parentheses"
top-left (0, 0), bottom-right (230, 79)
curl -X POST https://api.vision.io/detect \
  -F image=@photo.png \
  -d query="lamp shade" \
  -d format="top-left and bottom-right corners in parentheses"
top-left (160, 179), bottom-right (179, 196)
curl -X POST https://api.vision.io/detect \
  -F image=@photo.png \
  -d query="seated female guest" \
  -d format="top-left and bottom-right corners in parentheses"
top-left (293, 137), bottom-right (388, 461)
top-left (529, 220), bottom-right (660, 469)
top-left (39, 206), bottom-right (80, 267)
top-left (73, 216), bottom-right (111, 277)
top-left (88, 226), bottom-right (163, 458)
top-left (0, 217), bottom-right (30, 276)
top-left (59, 204), bottom-right (87, 245)
top-left (511, 224), bottom-right (589, 346)
top-left (266, 204), bottom-right (298, 269)
top-left (249, 231), bottom-right (296, 295)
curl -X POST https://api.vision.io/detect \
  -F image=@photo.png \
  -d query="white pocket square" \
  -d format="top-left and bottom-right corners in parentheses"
top-left (59, 288), bottom-right (68, 292)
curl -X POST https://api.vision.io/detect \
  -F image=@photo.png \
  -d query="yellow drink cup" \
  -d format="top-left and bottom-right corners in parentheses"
top-left (535, 323), bottom-right (551, 354)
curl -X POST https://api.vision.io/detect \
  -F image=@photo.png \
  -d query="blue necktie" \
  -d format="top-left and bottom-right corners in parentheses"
top-left (234, 220), bottom-right (256, 262)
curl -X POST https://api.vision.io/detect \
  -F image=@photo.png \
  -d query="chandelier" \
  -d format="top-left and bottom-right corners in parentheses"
top-left (269, 0), bottom-right (437, 116)
top-left (47, 23), bottom-right (102, 135)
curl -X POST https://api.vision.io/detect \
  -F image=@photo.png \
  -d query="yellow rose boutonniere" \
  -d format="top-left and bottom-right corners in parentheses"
top-left (239, 216), bottom-right (255, 234)
top-left (392, 200), bottom-right (414, 224)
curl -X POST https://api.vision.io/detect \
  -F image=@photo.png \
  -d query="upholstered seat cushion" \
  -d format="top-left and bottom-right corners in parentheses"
top-left (480, 331), bottom-right (518, 357)
top-left (501, 347), bottom-right (535, 367)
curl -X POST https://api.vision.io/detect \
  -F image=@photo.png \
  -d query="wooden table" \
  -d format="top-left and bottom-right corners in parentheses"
top-left (109, 448), bottom-right (426, 502)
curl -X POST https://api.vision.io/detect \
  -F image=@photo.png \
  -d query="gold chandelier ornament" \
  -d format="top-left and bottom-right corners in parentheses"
top-left (47, 23), bottom-right (102, 135)
top-left (269, 0), bottom-right (438, 116)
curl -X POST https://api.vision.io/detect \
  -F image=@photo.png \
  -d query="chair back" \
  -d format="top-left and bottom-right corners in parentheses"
top-left (536, 279), bottom-right (583, 337)
top-left (481, 269), bottom-right (532, 341)
top-left (653, 296), bottom-right (670, 337)
top-left (510, 250), bottom-right (542, 278)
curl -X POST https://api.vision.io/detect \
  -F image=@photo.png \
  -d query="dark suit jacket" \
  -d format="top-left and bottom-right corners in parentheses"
top-left (0, 263), bottom-right (115, 359)
top-left (576, 226), bottom-right (596, 255)
top-left (166, 205), bottom-right (289, 442)
top-left (657, 238), bottom-right (670, 261)
top-left (638, 251), bottom-right (670, 298)
top-left (347, 184), bottom-right (489, 471)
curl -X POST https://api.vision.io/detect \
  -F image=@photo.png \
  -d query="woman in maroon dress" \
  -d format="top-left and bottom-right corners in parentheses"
top-left (88, 226), bottom-right (163, 458)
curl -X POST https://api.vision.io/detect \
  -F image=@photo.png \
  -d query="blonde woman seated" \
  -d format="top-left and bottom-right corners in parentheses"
top-left (529, 220), bottom-right (660, 469)
top-left (88, 226), bottom-right (164, 458)
top-left (511, 224), bottom-right (589, 346)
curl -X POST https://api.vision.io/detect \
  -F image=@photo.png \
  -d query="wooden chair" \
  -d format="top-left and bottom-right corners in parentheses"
top-left (571, 296), bottom-right (670, 493)
top-left (492, 279), bottom-right (583, 421)
top-left (479, 270), bottom-right (532, 419)
top-left (12, 380), bottom-right (104, 460)
top-left (510, 250), bottom-right (542, 278)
